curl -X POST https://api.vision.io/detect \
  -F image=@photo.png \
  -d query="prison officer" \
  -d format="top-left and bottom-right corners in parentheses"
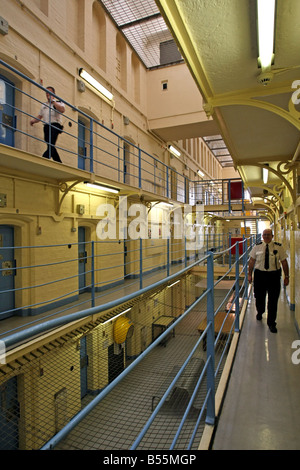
top-left (248, 228), bottom-right (289, 333)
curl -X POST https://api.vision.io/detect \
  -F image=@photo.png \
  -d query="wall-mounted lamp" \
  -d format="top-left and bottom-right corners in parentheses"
top-left (257, 0), bottom-right (276, 72)
top-left (263, 163), bottom-right (269, 184)
top-left (154, 202), bottom-right (173, 209)
top-left (168, 145), bottom-right (181, 158)
top-left (79, 68), bottom-right (114, 101)
top-left (167, 280), bottom-right (180, 288)
top-left (197, 170), bottom-right (204, 177)
top-left (102, 308), bottom-right (132, 326)
top-left (84, 182), bottom-right (119, 194)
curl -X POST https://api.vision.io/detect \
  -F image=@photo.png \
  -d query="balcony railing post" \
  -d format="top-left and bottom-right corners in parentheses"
top-left (229, 232), bottom-right (232, 268)
top-left (138, 148), bottom-right (142, 189)
top-left (117, 136), bottom-right (121, 182)
top-left (205, 251), bottom-right (215, 425)
top-left (166, 167), bottom-right (169, 198)
top-left (91, 241), bottom-right (95, 307)
top-left (139, 238), bottom-right (143, 289)
top-left (235, 242), bottom-right (240, 332)
top-left (167, 238), bottom-right (170, 277)
top-left (243, 237), bottom-right (249, 299)
top-left (89, 118), bottom-right (94, 173)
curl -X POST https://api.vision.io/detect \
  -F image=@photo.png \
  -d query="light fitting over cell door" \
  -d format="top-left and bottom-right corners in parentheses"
top-left (79, 68), bottom-right (114, 101)
top-left (84, 182), bottom-right (119, 193)
top-left (263, 165), bottom-right (269, 184)
top-left (257, 0), bottom-right (276, 72)
top-left (168, 145), bottom-right (181, 158)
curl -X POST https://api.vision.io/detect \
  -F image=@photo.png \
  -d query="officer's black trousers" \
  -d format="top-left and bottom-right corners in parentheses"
top-left (43, 123), bottom-right (62, 162)
top-left (253, 269), bottom-right (281, 326)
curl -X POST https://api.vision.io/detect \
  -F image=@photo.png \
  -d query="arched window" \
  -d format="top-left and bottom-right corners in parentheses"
top-left (92, 1), bottom-right (107, 71)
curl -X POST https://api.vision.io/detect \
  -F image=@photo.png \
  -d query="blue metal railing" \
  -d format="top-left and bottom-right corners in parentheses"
top-left (0, 55), bottom-right (257, 449)
top-left (35, 237), bottom-right (254, 450)
top-left (0, 59), bottom-right (247, 209)
top-left (0, 233), bottom-right (246, 331)
top-left (0, 234), bottom-right (255, 450)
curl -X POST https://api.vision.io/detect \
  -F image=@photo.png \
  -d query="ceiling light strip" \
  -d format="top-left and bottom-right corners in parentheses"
top-left (79, 68), bottom-right (114, 101)
top-left (257, 0), bottom-right (276, 71)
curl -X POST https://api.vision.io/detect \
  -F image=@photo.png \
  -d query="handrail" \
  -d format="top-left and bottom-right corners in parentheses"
top-left (0, 55), bottom-right (257, 450)
top-left (2, 252), bottom-right (209, 349)
top-left (39, 237), bottom-right (254, 450)
top-left (0, 233), bottom-right (237, 336)
top-left (0, 236), bottom-right (256, 450)
top-left (0, 59), bottom-right (247, 208)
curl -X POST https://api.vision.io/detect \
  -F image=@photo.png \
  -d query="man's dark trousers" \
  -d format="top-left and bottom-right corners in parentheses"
top-left (43, 123), bottom-right (62, 162)
top-left (254, 269), bottom-right (281, 327)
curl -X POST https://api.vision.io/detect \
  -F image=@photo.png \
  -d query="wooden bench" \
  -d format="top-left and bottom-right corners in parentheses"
top-left (191, 265), bottom-right (245, 279)
top-left (151, 357), bottom-right (205, 411)
top-left (225, 291), bottom-right (243, 312)
top-left (152, 315), bottom-right (176, 347)
top-left (197, 311), bottom-right (235, 350)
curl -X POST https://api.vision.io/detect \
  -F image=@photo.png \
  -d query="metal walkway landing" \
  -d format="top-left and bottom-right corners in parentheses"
top-left (212, 291), bottom-right (300, 450)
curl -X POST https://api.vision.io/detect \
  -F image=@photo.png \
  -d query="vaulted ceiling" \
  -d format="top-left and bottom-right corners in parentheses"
top-left (100, 0), bottom-right (300, 204)
top-left (154, 0), bottom-right (300, 201)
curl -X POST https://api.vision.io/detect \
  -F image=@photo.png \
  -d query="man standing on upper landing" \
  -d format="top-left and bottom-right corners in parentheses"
top-left (248, 228), bottom-right (289, 333)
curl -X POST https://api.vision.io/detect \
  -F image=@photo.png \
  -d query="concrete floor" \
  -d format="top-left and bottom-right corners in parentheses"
top-left (212, 290), bottom-right (300, 450)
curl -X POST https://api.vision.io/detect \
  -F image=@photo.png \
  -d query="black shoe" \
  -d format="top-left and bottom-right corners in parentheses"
top-left (269, 325), bottom-right (277, 333)
top-left (256, 313), bottom-right (262, 321)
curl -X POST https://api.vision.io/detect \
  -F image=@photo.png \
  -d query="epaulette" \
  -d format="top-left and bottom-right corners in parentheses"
top-left (274, 242), bottom-right (282, 246)
top-left (256, 241), bottom-right (262, 245)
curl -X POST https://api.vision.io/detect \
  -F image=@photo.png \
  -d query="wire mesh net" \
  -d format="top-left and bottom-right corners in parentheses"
top-left (0, 266), bottom-right (235, 450)
top-left (100, 0), bottom-right (182, 68)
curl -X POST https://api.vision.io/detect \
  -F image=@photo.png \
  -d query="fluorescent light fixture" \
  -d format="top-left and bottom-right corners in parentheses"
top-left (197, 170), bottom-right (204, 177)
top-left (102, 308), bottom-right (132, 325)
top-left (257, 0), bottom-right (276, 71)
top-left (263, 163), bottom-right (269, 184)
top-left (84, 182), bottom-right (119, 193)
top-left (156, 202), bottom-right (173, 208)
top-left (167, 280), bottom-right (180, 288)
top-left (168, 145), bottom-right (181, 158)
top-left (79, 68), bottom-right (114, 101)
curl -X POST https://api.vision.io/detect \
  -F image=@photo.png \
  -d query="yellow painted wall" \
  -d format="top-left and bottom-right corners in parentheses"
top-left (0, 271), bottom-right (200, 449)
top-left (294, 228), bottom-right (299, 332)
top-left (0, 0), bottom-right (285, 452)
top-left (1, 340), bottom-right (81, 450)
top-left (0, 0), bottom-right (222, 189)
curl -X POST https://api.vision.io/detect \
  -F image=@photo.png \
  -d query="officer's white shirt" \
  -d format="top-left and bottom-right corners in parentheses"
top-left (249, 241), bottom-right (287, 271)
top-left (39, 101), bottom-right (65, 124)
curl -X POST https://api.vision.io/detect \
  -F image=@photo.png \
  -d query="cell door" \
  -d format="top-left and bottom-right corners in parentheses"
top-left (0, 76), bottom-right (15, 147)
top-left (108, 343), bottom-right (124, 383)
top-left (185, 177), bottom-right (190, 204)
top-left (0, 225), bottom-right (15, 318)
top-left (80, 336), bottom-right (88, 399)
top-left (123, 142), bottom-right (131, 185)
top-left (140, 326), bottom-right (147, 352)
top-left (54, 388), bottom-right (67, 433)
top-left (0, 376), bottom-right (19, 450)
top-left (78, 227), bottom-right (87, 293)
top-left (123, 239), bottom-right (135, 280)
top-left (170, 169), bottom-right (177, 200)
top-left (124, 241), bottom-right (128, 278)
top-left (78, 120), bottom-right (87, 170)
